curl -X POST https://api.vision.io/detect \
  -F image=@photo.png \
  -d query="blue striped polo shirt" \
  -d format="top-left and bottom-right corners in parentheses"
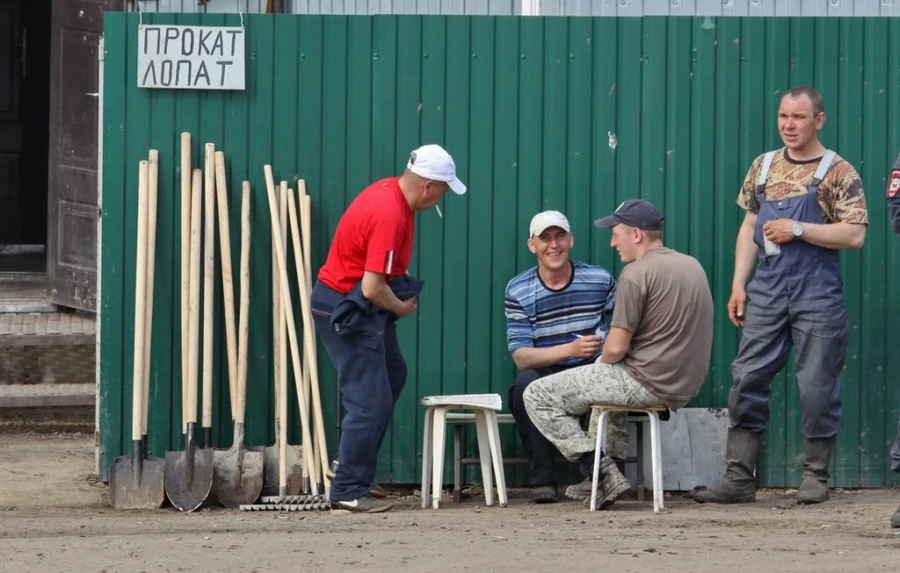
top-left (504, 260), bottom-right (617, 367)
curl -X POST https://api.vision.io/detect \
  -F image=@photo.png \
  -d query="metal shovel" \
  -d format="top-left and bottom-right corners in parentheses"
top-left (109, 159), bottom-right (165, 510)
top-left (214, 182), bottom-right (264, 508)
top-left (165, 167), bottom-right (214, 512)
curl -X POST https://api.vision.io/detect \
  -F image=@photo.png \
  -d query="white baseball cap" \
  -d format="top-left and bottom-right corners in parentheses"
top-left (529, 210), bottom-right (571, 237)
top-left (406, 144), bottom-right (467, 195)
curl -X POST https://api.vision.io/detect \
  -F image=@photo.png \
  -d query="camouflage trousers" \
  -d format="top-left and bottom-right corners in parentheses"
top-left (523, 361), bottom-right (663, 462)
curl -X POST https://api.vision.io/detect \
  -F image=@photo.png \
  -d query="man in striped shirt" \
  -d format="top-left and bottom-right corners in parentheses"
top-left (505, 210), bottom-right (624, 503)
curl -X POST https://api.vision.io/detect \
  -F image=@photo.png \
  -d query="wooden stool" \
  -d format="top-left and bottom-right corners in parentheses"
top-left (590, 403), bottom-right (668, 513)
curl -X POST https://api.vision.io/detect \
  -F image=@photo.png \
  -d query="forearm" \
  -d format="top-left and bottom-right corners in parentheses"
top-left (797, 221), bottom-right (866, 250)
top-left (599, 347), bottom-right (625, 364)
top-left (361, 272), bottom-right (405, 314)
top-left (732, 220), bottom-right (758, 290)
top-left (598, 326), bottom-right (631, 364)
top-left (512, 345), bottom-right (573, 370)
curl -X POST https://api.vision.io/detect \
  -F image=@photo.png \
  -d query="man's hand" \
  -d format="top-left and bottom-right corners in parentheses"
top-left (762, 218), bottom-right (796, 244)
top-left (728, 287), bottom-right (747, 328)
top-left (394, 296), bottom-right (418, 318)
top-left (362, 271), bottom-right (418, 317)
top-left (569, 335), bottom-right (602, 359)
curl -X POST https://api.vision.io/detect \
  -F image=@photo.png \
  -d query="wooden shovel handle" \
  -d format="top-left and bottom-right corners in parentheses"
top-left (297, 185), bottom-right (312, 445)
top-left (264, 165), bottom-right (318, 495)
top-left (180, 133), bottom-right (191, 425)
top-left (132, 160), bottom-right (149, 442)
top-left (299, 187), bottom-right (327, 483)
top-left (279, 183), bottom-right (290, 483)
top-left (188, 168), bottom-right (203, 428)
top-left (215, 151), bottom-right (239, 419)
top-left (202, 144), bottom-right (216, 430)
top-left (272, 185), bottom-right (286, 489)
top-left (281, 182), bottom-right (312, 485)
top-left (236, 182), bottom-right (251, 425)
top-left (288, 189), bottom-right (329, 486)
top-left (142, 150), bottom-right (159, 437)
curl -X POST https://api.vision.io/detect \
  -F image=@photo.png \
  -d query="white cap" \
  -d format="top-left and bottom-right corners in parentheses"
top-left (529, 210), bottom-right (571, 237)
top-left (406, 144), bottom-right (467, 195)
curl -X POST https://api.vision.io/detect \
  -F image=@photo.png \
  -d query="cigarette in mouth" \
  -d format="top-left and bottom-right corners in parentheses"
top-left (436, 204), bottom-right (443, 218)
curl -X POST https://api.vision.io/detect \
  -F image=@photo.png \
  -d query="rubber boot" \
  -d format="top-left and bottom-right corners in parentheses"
top-left (694, 428), bottom-right (761, 504)
top-left (891, 503), bottom-right (900, 528)
top-left (796, 436), bottom-right (835, 505)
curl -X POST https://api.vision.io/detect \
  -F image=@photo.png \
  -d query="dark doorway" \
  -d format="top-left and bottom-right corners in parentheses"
top-left (0, 0), bottom-right (51, 249)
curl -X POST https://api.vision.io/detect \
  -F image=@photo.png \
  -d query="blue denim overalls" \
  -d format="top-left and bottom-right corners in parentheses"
top-left (728, 149), bottom-right (849, 440)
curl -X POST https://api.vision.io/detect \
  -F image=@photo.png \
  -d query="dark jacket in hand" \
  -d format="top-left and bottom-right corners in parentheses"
top-left (329, 275), bottom-right (425, 337)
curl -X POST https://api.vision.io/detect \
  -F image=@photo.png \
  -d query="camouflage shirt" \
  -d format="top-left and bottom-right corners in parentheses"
top-left (736, 148), bottom-right (868, 225)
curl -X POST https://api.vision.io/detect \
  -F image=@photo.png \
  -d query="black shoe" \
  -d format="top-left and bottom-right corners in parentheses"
top-left (330, 495), bottom-right (394, 513)
top-left (532, 484), bottom-right (558, 504)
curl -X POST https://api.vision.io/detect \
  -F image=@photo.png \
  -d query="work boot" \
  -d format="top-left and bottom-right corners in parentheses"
top-left (581, 455), bottom-right (631, 509)
top-left (891, 503), bottom-right (900, 528)
top-left (796, 436), bottom-right (835, 505)
top-left (567, 457), bottom-right (628, 500)
top-left (694, 428), bottom-right (761, 504)
top-left (565, 478), bottom-right (593, 501)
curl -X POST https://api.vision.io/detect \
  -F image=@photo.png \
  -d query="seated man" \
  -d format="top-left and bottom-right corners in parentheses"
top-left (505, 210), bottom-right (625, 504)
top-left (524, 199), bottom-right (714, 508)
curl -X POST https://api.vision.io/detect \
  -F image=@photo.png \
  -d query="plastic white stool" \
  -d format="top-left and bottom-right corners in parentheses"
top-left (590, 403), bottom-right (668, 513)
top-left (420, 394), bottom-right (508, 509)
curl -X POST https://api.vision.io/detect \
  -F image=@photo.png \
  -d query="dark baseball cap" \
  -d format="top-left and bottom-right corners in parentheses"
top-left (593, 199), bottom-right (665, 231)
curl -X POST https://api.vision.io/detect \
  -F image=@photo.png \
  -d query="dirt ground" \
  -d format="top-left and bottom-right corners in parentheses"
top-left (0, 408), bottom-right (898, 572)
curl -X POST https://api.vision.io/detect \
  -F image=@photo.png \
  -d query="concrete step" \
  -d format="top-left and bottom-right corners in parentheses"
top-left (0, 383), bottom-right (95, 408)
top-left (0, 312), bottom-right (95, 347)
top-left (0, 273), bottom-right (56, 313)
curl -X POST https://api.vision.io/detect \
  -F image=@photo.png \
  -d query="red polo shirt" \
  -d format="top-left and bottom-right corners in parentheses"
top-left (317, 177), bottom-right (415, 294)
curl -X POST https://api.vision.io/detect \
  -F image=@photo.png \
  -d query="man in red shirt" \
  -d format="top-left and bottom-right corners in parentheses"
top-left (311, 144), bottom-right (466, 513)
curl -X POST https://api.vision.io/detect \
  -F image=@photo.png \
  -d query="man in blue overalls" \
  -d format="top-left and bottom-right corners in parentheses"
top-left (885, 153), bottom-right (900, 528)
top-left (696, 86), bottom-right (868, 506)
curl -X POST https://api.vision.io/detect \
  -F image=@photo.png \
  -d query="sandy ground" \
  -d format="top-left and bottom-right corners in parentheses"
top-left (0, 409), bottom-right (898, 572)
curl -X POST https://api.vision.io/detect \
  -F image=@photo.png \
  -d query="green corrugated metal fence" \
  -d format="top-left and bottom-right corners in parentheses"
top-left (100, 12), bottom-right (900, 487)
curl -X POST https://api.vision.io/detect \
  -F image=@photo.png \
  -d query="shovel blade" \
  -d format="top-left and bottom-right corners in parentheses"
top-left (164, 448), bottom-right (214, 512)
top-left (108, 454), bottom-right (166, 510)
top-left (213, 445), bottom-right (265, 508)
top-left (261, 444), bottom-right (304, 497)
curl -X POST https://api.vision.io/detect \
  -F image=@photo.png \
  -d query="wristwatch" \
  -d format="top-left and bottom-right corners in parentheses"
top-left (792, 221), bottom-right (804, 239)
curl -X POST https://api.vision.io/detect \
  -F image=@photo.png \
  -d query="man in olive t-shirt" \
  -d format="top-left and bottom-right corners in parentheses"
top-left (524, 199), bottom-right (714, 509)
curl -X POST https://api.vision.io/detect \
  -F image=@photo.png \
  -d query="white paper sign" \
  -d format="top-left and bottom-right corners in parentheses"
top-left (137, 25), bottom-right (245, 90)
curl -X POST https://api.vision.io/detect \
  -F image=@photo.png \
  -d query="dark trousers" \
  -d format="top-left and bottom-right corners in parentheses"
top-left (508, 366), bottom-right (585, 486)
top-left (729, 295), bottom-right (847, 439)
top-left (311, 285), bottom-right (407, 501)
